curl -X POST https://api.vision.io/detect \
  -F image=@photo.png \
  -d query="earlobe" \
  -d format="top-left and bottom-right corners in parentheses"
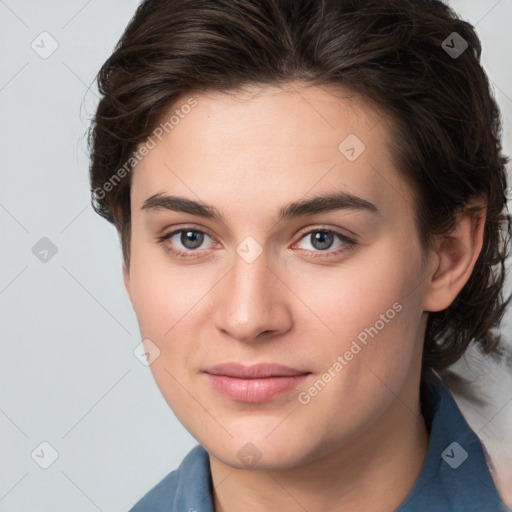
top-left (422, 204), bottom-right (486, 312)
top-left (122, 263), bottom-right (133, 304)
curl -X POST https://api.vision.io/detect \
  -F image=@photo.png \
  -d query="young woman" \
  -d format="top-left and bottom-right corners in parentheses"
top-left (89, 0), bottom-right (511, 510)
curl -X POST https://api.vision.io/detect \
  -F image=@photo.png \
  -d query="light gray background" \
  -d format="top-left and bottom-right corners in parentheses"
top-left (0, 1), bottom-right (511, 511)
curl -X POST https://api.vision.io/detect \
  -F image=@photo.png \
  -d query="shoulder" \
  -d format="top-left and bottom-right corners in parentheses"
top-left (127, 444), bottom-right (213, 512)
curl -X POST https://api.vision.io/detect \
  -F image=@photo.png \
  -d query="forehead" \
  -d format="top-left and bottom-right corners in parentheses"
top-left (130, 83), bottom-right (412, 222)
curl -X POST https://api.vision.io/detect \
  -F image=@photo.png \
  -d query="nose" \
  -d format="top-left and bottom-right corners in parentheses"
top-left (213, 247), bottom-right (293, 344)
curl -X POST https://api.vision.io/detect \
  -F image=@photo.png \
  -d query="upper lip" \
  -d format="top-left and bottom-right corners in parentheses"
top-left (203, 363), bottom-right (310, 379)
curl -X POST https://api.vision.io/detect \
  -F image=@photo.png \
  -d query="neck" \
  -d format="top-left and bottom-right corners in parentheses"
top-left (209, 376), bottom-right (429, 512)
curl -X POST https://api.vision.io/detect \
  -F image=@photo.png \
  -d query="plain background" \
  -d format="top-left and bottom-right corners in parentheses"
top-left (0, 1), bottom-right (511, 511)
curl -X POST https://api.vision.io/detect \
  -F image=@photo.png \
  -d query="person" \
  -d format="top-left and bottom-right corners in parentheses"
top-left (88, 0), bottom-right (512, 510)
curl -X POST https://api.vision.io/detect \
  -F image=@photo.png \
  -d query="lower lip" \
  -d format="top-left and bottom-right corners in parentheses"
top-left (205, 373), bottom-right (309, 403)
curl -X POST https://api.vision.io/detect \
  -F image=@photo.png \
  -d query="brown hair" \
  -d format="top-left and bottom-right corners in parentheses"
top-left (88, 0), bottom-right (511, 371)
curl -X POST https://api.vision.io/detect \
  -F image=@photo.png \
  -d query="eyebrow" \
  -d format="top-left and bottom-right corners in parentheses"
top-left (141, 191), bottom-right (379, 224)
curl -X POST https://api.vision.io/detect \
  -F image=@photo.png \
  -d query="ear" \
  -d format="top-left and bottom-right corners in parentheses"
top-left (122, 262), bottom-right (133, 304)
top-left (422, 201), bottom-right (486, 312)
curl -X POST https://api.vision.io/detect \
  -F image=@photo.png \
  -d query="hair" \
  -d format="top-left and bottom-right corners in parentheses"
top-left (88, 0), bottom-right (511, 372)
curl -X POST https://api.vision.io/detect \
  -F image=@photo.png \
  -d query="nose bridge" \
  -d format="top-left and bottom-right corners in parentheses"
top-left (214, 244), bottom-right (289, 342)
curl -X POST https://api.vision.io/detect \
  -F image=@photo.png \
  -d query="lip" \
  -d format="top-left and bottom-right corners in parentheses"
top-left (204, 362), bottom-right (308, 378)
top-left (203, 363), bottom-right (311, 403)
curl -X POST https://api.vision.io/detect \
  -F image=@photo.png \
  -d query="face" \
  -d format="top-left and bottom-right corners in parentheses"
top-left (124, 83), bottom-right (431, 469)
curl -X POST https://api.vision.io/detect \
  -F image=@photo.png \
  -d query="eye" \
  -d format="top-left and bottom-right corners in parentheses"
top-left (293, 228), bottom-right (354, 256)
top-left (157, 226), bottom-right (355, 260)
top-left (157, 228), bottom-right (215, 258)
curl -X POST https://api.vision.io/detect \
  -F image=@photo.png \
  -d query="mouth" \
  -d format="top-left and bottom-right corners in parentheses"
top-left (203, 363), bottom-right (311, 403)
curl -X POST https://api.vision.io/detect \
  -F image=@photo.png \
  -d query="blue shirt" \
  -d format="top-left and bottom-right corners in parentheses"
top-left (128, 369), bottom-right (509, 511)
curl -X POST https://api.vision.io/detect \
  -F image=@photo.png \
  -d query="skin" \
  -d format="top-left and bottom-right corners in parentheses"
top-left (123, 82), bottom-right (486, 512)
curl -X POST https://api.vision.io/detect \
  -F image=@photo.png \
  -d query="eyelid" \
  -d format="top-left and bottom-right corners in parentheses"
top-left (293, 224), bottom-right (357, 243)
top-left (157, 222), bottom-right (215, 238)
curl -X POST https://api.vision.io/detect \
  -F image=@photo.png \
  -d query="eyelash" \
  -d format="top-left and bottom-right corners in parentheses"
top-left (156, 225), bottom-right (356, 260)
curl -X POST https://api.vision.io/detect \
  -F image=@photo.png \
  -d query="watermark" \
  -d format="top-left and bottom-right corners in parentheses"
top-left (441, 32), bottom-right (468, 59)
top-left (31, 441), bottom-right (59, 469)
top-left (93, 97), bottom-right (198, 201)
top-left (236, 441), bottom-right (263, 467)
top-left (236, 236), bottom-right (263, 264)
top-left (338, 133), bottom-right (366, 162)
top-left (441, 441), bottom-right (468, 469)
top-left (31, 31), bottom-right (59, 59)
top-left (133, 338), bottom-right (161, 366)
top-left (297, 301), bottom-right (403, 405)
top-left (32, 236), bottom-right (58, 263)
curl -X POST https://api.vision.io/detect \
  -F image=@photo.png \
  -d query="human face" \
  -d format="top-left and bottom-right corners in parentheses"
top-left (124, 83), bottom-right (429, 469)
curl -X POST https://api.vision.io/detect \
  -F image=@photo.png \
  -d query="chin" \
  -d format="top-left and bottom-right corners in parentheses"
top-left (203, 428), bottom-right (322, 471)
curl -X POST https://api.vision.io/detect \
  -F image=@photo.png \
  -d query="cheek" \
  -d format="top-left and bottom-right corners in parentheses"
top-left (128, 237), bottom-right (206, 338)
top-left (286, 248), bottom-right (424, 378)
top-left (127, 248), bottom-right (204, 420)
top-left (291, 253), bottom-right (416, 334)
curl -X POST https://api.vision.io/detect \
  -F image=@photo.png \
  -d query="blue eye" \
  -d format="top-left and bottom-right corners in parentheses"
top-left (300, 231), bottom-right (337, 251)
top-left (292, 229), bottom-right (354, 257)
top-left (157, 227), bottom-right (355, 259)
